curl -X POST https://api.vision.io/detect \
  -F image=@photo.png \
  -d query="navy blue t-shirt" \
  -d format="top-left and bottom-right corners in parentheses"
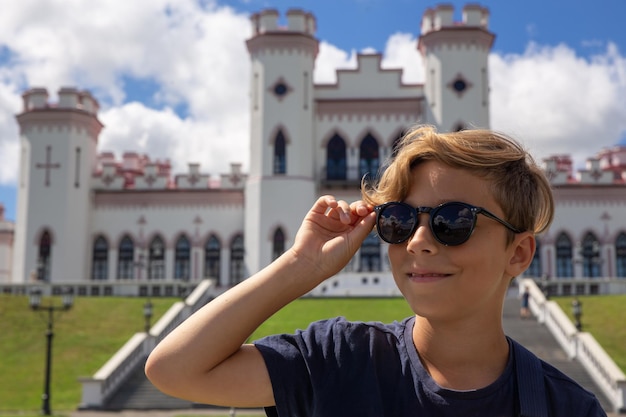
top-left (254, 316), bottom-right (606, 417)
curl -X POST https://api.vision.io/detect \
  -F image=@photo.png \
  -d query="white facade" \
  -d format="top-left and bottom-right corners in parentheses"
top-left (2, 4), bottom-right (626, 297)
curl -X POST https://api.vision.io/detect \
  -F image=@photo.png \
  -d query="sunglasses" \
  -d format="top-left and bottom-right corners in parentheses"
top-left (374, 201), bottom-right (522, 246)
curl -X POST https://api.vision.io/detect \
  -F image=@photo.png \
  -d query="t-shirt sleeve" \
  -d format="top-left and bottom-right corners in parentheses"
top-left (253, 317), bottom-right (405, 417)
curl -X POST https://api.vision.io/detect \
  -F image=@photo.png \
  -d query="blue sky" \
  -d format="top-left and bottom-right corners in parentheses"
top-left (1, 0), bottom-right (625, 222)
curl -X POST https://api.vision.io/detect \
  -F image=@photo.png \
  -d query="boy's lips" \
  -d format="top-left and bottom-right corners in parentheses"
top-left (406, 271), bottom-right (452, 282)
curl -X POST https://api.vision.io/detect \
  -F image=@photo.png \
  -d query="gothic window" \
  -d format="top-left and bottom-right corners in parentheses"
top-left (326, 134), bottom-right (346, 180)
top-left (92, 236), bottom-right (108, 281)
top-left (274, 131), bottom-right (286, 175)
top-left (37, 230), bottom-right (52, 282)
top-left (581, 232), bottom-right (601, 278)
top-left (174, 235), bottom-right (191, 281)
top-left (117, 235), bottom-right (134, 280)
top-left (272, 228), bottom-right (285, 261)
top-left (359, 134), bottom-right (379, 180)
top-left (526, 240), bottom-right (541, 278)
top-left (359, 232), bottom-right (381, 272)
top-left (148, 236), bottom-right (166, 280)
top-left (204, 235), bottom-right (221, 280)
top-left (230, 234), bottom-right (244, 285)
top-left (555, 233), bottom-right (573, 278)
top-left (274, 130), bottom-right (287, 174)
top-left (616, 232), bottom-right (626, 278)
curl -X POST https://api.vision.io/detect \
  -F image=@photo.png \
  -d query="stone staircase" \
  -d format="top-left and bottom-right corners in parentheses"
top-left (102, 358), bottom-right (191, 410)
top-left (502, 296), bottom-right (613, 412)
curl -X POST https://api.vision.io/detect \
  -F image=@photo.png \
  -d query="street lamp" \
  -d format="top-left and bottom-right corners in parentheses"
top-left (143, 299), bottom-right (153, 333)
top-left (29, 287), bottom-right (74, 416)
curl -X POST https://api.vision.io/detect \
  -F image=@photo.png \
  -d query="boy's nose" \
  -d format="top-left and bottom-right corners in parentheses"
top-left (406, 217), bottom-right (438, 254)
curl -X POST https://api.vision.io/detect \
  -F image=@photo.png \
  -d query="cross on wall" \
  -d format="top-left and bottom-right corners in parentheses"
top-left (36, 145), bottom-right (61, 187)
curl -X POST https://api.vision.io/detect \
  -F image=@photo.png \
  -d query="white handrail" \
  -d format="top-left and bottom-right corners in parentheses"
top-left (79, 279), bottom-right (216, 409)
top-left (521, 278), bottom-right (626, 413)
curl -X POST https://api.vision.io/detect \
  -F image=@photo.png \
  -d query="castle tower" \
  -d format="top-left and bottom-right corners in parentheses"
top-left (418, 4), bottom-right (494, 131)
top-left (12, 87), bottom-right (103, 283)
top-left (244, 9), bottom-right (319, 274)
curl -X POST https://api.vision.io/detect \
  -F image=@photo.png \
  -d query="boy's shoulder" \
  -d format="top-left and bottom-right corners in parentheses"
top-left (511, 338), bottom-right (606, 416)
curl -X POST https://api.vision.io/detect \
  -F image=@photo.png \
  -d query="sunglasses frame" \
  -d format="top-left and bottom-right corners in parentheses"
top-left (374, 201), bottom-right (522, 246)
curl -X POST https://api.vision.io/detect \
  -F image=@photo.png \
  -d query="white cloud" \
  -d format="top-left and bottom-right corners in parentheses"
top-left (314, 42), bottom-right (358, 84)
top-left (0, 82), bottom-right (22, 184)
top-left (380, 32), bottom-right (424, 84)
top-left (490, 42), bottom-right (626, 167)
top-left (0, 0), bottom-right (252, 181)
top-left (99, 102), bottom-right (248, 176)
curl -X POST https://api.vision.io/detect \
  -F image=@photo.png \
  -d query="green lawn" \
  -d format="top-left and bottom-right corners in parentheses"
top-left (249, 297), bottom-right (414, 341)
top-left (0, 295), bottom-right (176, 415)
top-left (1, 293), bottom-right (624, 416)
top-left (554, 295), bottom-right (626, 373)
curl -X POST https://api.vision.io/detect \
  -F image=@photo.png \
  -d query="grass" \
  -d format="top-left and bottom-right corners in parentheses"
top-left (249, 297), bottom-right (413, 341)
top-left (554, 295), bottom-right (626, 373)
top-left (1, 293), bottom-right (624, 416)
top-left (0, 295), bottom-right (176, 415)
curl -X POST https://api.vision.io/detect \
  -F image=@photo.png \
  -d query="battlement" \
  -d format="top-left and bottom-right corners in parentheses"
top-left (250, 8), bottom-right (316, 36)
top-left (21, 87), bottom-right (99, 115)
top-left (543, 147), bottom-right (626, 185)
top-left (421, 4), bottom-right (489, 35)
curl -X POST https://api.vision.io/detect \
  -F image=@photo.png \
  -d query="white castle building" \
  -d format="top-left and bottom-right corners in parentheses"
top-left (1, 4), bottom-right (626, 297)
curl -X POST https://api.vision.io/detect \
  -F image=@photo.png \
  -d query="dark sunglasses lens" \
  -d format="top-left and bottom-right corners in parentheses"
top-left (432, 203), bottom-right (475, 245)
top-left (377, 203), bottom-right (416, 243)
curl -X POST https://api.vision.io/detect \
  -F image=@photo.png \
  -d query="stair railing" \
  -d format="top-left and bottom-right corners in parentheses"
top-left (79, 279), bottom-right (215, 409)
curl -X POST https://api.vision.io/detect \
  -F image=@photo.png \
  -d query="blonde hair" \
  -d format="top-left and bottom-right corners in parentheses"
top-left (362, 125), bottom-right (554, 238)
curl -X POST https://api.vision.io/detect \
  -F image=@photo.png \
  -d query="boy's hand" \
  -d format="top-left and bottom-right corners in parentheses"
top-left (289, 195), bottom-right (376, 280)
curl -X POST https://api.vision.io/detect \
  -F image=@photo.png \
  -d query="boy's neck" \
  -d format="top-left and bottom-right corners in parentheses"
top-left (412, 315), bottom-right (509, 391)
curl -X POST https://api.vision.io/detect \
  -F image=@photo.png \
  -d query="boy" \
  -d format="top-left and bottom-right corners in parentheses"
top-left (146, 125), bottom-right (606, 416)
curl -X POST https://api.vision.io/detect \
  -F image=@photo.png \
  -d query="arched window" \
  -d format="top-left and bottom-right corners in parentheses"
top-left (326, 134), bottom-right (346, 180)
top-left (616, 232), bottom-right (626, 278)
top-left (359, 133), bottom-right (379, 180)
top-left (117, 235), bottom-right (134, 280)
top-left (556, 233), bottom-right (573, 278)
top-left (359, 232), bottom-right (381, 272)
top-left (272, 228), bottom-right (285, 261)
top-left (204, 235), bottom-right (221, 280)
top-left (148, 236), bottom-right (165, 280)
top-left (274, 131), bottom-right (286, 175)
top-left (92, 236), bottom-right (109, 281)
top-left (230, 234), bottom-right (245, 285)
top-left (37, 230), bottom-right (52, 282)
top-left (174, 235), bottom-right (191, 280)
top-left (581, 232), bottom-right (601, 278)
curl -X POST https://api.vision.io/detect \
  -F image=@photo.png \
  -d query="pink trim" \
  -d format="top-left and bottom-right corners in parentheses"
top-left (33, 227), bottom-right (55, 246)
top-left (16, 108), bottom-right (104, 140)
top-left (247, 32), bottom-right (319, 58)
top-left (268, 124), bottom-right (292, 145)
top-left (94, 189), bottom-right (244, 208)
top-left (418, 27), bottom-right (494, 55)
top-left (320, 127), bottom-right (353, 148)
top-left (316, 98), bottom-right (423, 122)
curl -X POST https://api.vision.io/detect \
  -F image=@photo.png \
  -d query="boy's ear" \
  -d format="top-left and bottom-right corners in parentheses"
top-left (506, 233), bottom-right (536, 277)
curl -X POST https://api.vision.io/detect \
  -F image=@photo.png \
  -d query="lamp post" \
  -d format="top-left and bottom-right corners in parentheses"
top-left (29, 287), bottom-right (74, 416)
top-left (143, 299), bottom-right (153, 333)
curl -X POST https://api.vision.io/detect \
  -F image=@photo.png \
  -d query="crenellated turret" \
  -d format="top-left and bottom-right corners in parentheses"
top-left (22, 86), bottom-right (99, 115)
top-left (250, 8), bottom-right (316, 36)
top-left (419, 4), bottom-right (494, 131)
